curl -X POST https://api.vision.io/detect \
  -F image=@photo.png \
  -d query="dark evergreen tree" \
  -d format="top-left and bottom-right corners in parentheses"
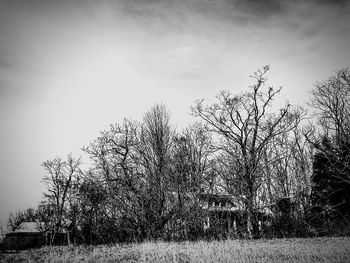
top-left (312, 137), bottom-right (350, 219)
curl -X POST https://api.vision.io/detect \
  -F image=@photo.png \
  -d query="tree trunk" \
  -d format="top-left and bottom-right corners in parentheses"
top-left (246, 196), bottom-right (254, 239)
top-left (246, 180), bottom-right (254, 239)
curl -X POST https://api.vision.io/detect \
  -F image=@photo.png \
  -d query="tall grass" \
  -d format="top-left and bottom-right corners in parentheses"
top-left (1, 237), bottom-right (350, 263)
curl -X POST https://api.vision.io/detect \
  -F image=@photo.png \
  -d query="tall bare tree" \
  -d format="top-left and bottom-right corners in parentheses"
top-left (82, 119), bottom-right (145, 240)
top-left (42, 154), bottom-right (81, 244)
top-left (83, 105), bottom-right (176, 240)
top-left (192, 66), bottom-right (306, 237)
top-left (136, 104), bottom-right (175, 238)
top-left (169, 123), bottom-right (214, 239)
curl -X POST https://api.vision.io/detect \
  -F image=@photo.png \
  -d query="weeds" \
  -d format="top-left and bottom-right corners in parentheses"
top-left (1, 237), bottom-right (349, 263)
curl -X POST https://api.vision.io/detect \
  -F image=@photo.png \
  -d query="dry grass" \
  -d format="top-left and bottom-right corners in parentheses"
top-left (1, 237), bottom-right (350, 263)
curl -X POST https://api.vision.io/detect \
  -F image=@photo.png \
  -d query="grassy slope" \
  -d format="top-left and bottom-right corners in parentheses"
top-left (1, 237), bottom-right (350, 263)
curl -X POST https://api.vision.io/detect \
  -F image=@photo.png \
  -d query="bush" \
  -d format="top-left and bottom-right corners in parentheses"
top-left (262, 215), bottom-right (311, 238)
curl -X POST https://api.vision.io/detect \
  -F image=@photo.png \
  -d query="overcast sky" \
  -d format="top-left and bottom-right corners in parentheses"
top-left (0, 0), bottom-right (350, 227)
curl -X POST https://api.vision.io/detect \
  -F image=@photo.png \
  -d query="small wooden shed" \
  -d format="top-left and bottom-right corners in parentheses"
top-left (3, 222), bottom-right (46, 250)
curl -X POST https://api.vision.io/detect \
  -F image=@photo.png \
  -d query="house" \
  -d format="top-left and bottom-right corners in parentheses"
top-left (199, 193), bottom-right (272, 236)
top-left (3, 221), bottom-right (46, 251)
top-left (199, 193), bottom-right (244, 234)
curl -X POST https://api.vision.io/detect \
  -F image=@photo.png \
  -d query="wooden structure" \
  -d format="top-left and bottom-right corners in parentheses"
top-left (199, 193), bottom-right (244, 234)
top-left (3, 222), bottom-right (46, 251)
top-left (199, 193), bottom-right (272, 236)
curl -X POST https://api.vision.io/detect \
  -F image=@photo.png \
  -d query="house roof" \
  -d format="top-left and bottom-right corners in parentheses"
top-left (14, 222), bottom-right (45, 233)
top-left (199, 193), bottom-right (236, 204)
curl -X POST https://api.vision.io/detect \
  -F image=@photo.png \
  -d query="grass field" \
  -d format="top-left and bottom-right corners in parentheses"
top-left (1, 237), bottom-right (350, 263)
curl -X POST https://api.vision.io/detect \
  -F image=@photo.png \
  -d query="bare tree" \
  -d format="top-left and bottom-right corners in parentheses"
top-left (260, 126), bottom-right (313, 214)
top-left (192, 66), bottom-right (306, 237)
top-left (136, 104), bottom-right (175, 238)
top-left (77, 170), bottom-right (108, 244)
top-left (83, 119), bottom-right (139, 185)
top-left (169, 123), bottom-right (214, 239)
top-left (82, 119), bottom-right (145, 241)
top-left (309, 68), bottom-right (350, 220)
top-left (83, 105), bottom-right (176, 240)
top-left (172, 123), bottom-right (213, 193)
top-left (42, 154), bottom-right (81, 244)
top-left (310, 68), bottom-right (350, 145)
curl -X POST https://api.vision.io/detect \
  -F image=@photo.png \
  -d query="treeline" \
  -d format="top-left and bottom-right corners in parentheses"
top-left (7, 66), bottom-right (350, 244)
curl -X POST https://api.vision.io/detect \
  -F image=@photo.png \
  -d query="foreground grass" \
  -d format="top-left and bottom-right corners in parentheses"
top-left (1, 237), bottom-right (350, 263)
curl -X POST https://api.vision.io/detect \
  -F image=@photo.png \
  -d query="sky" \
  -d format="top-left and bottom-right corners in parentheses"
top-left (0, 0), bottom-right (350, 228)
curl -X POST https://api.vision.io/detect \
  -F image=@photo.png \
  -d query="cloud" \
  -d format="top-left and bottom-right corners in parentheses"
top-left (0, 0), bottom-right (349, 100)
